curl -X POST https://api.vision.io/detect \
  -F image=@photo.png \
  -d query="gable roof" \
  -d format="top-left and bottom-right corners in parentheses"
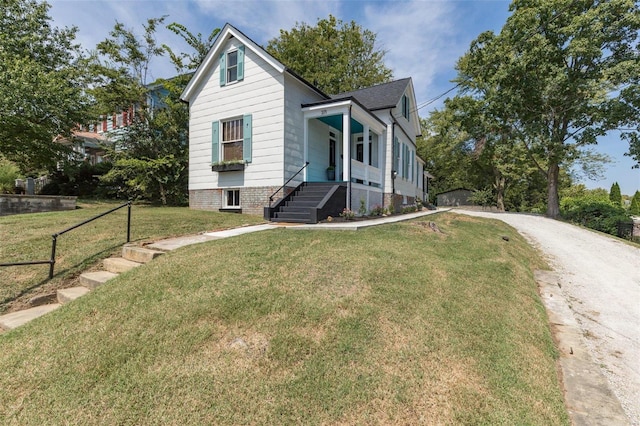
top-left (332, 78), bottom-right (412, 111)
top-left (181, 23), bottom-right (328, 102)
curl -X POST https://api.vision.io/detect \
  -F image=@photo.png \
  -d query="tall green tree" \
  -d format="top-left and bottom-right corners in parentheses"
top-left (90, 16), bottom-right (166, 115)
top-left (455, 0), bottom-right (640, 218)
top-left (163, 23), bottom-right (220, 72)
top-left (266, 15), bottom-right (393, 94)
top-left (629, 190), bottom-right (640, 215)
top-left (93, 20), bottom-right (218, 205)
top-left (0, 0), bottom-right (91, 172)
top-left (609, 182), bottom-right (622, 206)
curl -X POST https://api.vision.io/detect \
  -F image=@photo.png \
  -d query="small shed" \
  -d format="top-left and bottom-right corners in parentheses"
top-left (436, 188), bottom-right (473, 207)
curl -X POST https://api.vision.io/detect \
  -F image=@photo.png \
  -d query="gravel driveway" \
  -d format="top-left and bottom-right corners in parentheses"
top-left (456, 210), bottom-right (640, 425)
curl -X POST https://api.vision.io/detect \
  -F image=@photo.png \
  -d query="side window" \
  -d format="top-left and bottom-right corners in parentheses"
top-left (222, 118), bottom-right (244, 161)
top-left (212, 114), bottom-right (252, 164)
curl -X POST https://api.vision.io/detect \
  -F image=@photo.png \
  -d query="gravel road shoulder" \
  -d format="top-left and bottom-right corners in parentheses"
top-left (456, 210), bottom-right (640, 425)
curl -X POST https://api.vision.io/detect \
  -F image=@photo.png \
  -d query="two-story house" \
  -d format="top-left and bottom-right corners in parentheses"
top-left (181, 23), bottom-right (426, 223)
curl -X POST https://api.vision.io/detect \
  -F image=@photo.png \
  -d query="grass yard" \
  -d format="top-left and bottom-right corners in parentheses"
top-left (0, 213), bottom-right (569, 424)
top-left (0, 200), bottom-right (264, 313)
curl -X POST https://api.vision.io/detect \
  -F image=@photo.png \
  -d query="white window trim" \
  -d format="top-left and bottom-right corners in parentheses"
top-left (221, 116), bottom-right (244, 162)
top-left (224, 189), bottom-right (241, 208)
top-left (226, 49), bottom-right (239, 85)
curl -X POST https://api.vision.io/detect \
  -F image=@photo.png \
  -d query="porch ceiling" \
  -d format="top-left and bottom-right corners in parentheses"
top-left (316, 115), bottom-right (363, 133)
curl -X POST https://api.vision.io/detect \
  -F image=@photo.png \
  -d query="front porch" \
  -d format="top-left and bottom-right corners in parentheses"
top-left (302, 98), bottom-right (387, 212)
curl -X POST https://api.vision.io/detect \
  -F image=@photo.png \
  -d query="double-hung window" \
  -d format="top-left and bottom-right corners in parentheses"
top-left (220, 45), bottom-right (244, 86)
top-left (226, 51), bottom-right (238, 83)
top-left (222, 118), bottom-right (244, 161)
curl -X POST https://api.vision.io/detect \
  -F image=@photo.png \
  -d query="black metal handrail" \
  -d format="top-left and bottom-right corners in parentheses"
top-left (0, 201), bottom-right (132, 279)
top-left (268, 162), bottom-right (309, 207)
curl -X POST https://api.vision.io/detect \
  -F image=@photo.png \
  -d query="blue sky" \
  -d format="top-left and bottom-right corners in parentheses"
top-left (48, 0), bottom-right (639, 195)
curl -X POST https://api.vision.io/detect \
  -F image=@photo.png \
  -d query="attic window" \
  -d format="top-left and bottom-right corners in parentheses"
top-left (227, 51), bottom-right (238, 83)
top-left (402, 95), bottom-right (410, 121)
top-left (219, 45), bottom-right (245, 86)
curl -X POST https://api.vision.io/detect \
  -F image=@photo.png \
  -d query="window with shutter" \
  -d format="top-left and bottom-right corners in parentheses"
top-left (220, 45), bottom-right (245, 86)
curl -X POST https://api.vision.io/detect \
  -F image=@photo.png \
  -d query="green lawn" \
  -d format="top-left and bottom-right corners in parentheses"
top-left (0, 213), bottom-right (569, 424)
top-left (0, 200), bottom-right (264, 313)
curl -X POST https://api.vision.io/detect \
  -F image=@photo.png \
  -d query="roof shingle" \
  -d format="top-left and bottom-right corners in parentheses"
top-left (331, 78), bottom-right (411, 111)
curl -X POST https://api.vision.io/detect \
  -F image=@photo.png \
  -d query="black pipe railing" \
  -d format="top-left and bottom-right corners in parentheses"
top-left (268, 162), bottom-right (309, 208)
top-left (0, 201), bottom-right (132, 279)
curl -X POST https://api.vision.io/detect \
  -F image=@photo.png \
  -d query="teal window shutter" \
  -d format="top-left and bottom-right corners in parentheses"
top-left (243, 114), bottom-right (252, 163)
top-left (403, 144), bottom-right (407, 179)
top-left (219, 53), bottom-right (226, 86)
top-left (237, 45), bottom-right (245, 81)
top-left (212, 121), bottom-right (219, 164)
top-left (410, 150), bottom-right (414, 182)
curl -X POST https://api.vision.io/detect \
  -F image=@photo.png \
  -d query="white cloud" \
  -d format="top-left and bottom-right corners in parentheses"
top-left (192, 0), bottom-right (338, 43)
top-left (361, 1), bottom-right (461, 109)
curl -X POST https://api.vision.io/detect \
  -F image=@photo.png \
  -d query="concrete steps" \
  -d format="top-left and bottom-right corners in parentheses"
top-left (0, 304), bottom-right (62, 330)
top-left (0, 244), bottom-right (165, 331)
top-left (103, 257), bottom-right (141, 273)
top-left (57, 286), bottom-right (90, 304)
top-left (121, 246), bottom-right (164, 263)
top-left (79, 271), bottom-right (119, 290)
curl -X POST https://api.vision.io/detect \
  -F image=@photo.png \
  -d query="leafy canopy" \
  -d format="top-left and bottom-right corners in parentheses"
top-left (0, 0), bottom-right (92, 173)
top-left (454, 0), bottom-right (640, 218)
top-left (92, 19), bottom-right (218, 205)
top-left (266, 15), bottom-right (393, 94)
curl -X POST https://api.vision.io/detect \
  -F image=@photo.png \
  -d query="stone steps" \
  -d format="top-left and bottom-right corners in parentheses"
top-left (0, 244), bottom-right (165, 331)
top-left (0, 304), bottom-right (62, 330)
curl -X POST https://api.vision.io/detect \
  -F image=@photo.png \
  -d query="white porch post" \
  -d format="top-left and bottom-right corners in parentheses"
top-left (342, 109), bottom-right (351, 209)
top-left (303, 117), bottom-right (309, 181)
top-left (378, 131), bottom-right (384, 189)
top-left (363, 124), bottom-right (370, 185)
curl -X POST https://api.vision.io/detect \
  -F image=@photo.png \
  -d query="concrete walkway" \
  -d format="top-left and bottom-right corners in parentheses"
top-left (148, 209), bottom-right (446, 251)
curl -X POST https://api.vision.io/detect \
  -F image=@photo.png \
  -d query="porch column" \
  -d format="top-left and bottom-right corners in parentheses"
top-left (342, 109), bottom-right (351, 209)
top-left (303, 117), bottom-right (309, 181)
top-left (363, 124), bottom-right (370, 185)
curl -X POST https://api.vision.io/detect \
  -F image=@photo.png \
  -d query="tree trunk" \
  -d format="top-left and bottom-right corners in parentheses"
top-left (495, 175), bottom-right (506, 212)
top-left (546, 163), bottom-right (560, 218)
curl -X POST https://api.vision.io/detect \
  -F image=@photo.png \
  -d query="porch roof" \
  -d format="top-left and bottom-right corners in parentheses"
top-left (301, 96), bottom-right (387, 131)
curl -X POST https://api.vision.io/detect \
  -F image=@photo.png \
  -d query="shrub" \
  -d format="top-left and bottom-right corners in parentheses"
top-left (42, 161), bottom-right (112, 197)
top-left (402, 205), bottom-right (417, 214)
top-left (358, 197), bottom-right (367, 216)
top-left (0, 159), bottom-right (21, 194)
top-left (339, 208), bottom-right (355, 220)
top-left (561, 196), bottom-right (630, 236)
top-left (370, 205), bottom-right (384, 216)
top-left (469, 188), bottom-right (494, 207)
top-left (629, 191), bottom-right (640, 216)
